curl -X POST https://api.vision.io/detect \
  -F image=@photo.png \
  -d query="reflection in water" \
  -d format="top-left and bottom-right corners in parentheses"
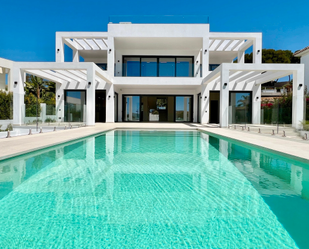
top-left (0, 131), bottom-right (308, 248)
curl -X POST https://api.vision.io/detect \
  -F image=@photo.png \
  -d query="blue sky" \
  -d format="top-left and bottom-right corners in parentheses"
top-left (0, 0), bottom-right (308, 62)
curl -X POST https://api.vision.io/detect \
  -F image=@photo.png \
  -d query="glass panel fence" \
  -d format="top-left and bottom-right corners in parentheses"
top-left (229, 92), bottom-right (252, 124)
top-left (141, 58), bottom-right (157, 77)
top-left (175, 96), bottom-right (192, 122)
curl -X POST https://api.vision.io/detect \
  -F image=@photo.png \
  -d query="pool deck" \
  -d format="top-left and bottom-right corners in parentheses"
top-left (0, 123), bottom-right (309, 161)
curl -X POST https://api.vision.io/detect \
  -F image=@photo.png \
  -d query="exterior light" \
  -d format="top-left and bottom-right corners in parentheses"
top-left (224, 83), bottom-right (228, 87)
top-left (256, 96), bottom-right (259, 100)
top-left (257, 50), bottom-right (260, 54)
top-left (57, 49), bottom-right (60, 53)
top-left (204, 96), bottom-right (207, 100)
top-left (14, 81), bottom-right (17, 85)
top-left (299, 84), bottom-right (303, 87)
top-left (58, 95), bottom-right (60, 98)
top-left (108, 95), bottom-right (111, 99)
top-left (196, 61), bottom-right (199, 64)
top-left (204, 49), bottom-right (207, 54)
top-left (109, 49), bottom-right (112, 53)
top-left (88, 82), bottom-right (91, 86)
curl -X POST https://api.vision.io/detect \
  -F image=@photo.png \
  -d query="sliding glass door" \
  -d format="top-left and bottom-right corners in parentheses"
top-left (175, 96), bottom-right (193, 122)
top-left (123, 96), bottom-right (140, 121)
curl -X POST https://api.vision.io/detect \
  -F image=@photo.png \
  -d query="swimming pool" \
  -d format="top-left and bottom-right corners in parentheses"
top-left (0, 130), bottom-right (308, 248)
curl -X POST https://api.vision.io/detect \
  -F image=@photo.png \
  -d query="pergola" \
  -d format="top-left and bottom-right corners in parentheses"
top-left (11, 62), bottom-right (113, 126)
top-left (201, 63), bottom-right (305, 129)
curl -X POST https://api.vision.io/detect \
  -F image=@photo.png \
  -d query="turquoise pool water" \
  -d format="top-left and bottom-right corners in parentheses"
top-left (0, 130), bottom-right (308, 248)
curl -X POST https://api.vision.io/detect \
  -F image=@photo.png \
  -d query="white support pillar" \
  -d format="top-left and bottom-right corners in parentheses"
top-left (201, 84), bottom-right (209, 124)
top-left (220, 67), bottom-right (229, 128)
top-left (252, 83), bottom-right (261, 124)
top-left (107, 37), bottom-right (115, 77)
top-left (118, 92), bottom-right (122, 121)
top-left (292, 68), bottom-right (305, 129)
top-left (86, 66), bottom-right (95, 126)
top-left (106, 83), bottom-right (115, 122)
top-left (72, 49), bottom-right (79, 62)
top-left (55, 82), bottom-right (64, 122)
top-left (253, 35), bottom-right (262, 64)
top-left (202, 36), bottom-right (209, 78)
top-left (12, 67), bottom-right (25, 125)
top-left (55, 34), bottom-right (64, 62)
top-left (238, 50), bottom-right (245, 63)
top-left (194, 50), bottom-right (201, 77)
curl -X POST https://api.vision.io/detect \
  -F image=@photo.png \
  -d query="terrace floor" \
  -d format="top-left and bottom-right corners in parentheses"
top-left (0, 123), bottom-right (308, 162)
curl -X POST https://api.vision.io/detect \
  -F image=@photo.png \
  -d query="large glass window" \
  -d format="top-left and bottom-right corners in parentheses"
top-left (124, 96), bottom-right (140, 121)
top-left (229, 92), bottom-right (252, 124)
top-left (64, 91), bottom-right (86, 122)
top-left (123, 56), bottom-right (194, 77)
top-left (176, 58), bottom-right (193, 77)
top-left (123, 57), bottom-right (140, 76)
top-left (175, 96), bottom-right (192, 122)
top-left (159, 58), bottom-right (175, 77)
top-left (141, 58), bottom-right (157, 77)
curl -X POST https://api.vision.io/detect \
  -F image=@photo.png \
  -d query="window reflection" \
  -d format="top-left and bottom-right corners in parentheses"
top-left (175, 96), bottom-right (192, 122)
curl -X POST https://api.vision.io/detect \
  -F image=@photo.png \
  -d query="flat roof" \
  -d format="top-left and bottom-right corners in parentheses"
top-left (108, 15), bottom-right (209, 24)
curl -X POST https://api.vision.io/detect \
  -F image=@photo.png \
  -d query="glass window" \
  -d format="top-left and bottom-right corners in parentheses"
top-left (64, 91), bottom-right (86, 122)
top-left (123, 57), bottom-right (140, 76)
top-left (96, 63), bottom-right (107, 70)
top-left (229, 92), bottom-right (252, 124)
top-left (124, 96), bottom-right (140, 121)
top-left (209, 64), bottom-right (220, 71)
top-left (176, 58), bottom-right (193, 77)
top-left (141, 58), bottom-right (157, 77)
top-left (159, 58), bottom-right (175, 77)
top-left (175, 96), bottom-right (192, 122)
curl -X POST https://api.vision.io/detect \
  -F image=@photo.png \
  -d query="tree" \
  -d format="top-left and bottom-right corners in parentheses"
top-left (25, 75), bottom-right (55, 100)
top-left (244, 49), bottom-right (300, 64)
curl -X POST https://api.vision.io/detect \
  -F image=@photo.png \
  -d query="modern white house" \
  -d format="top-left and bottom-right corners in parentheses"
top-left (0, 15), bottom-right (305, 128)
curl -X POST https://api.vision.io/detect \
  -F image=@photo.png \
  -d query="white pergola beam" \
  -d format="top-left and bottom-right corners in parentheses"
top-left (209, 39), bottom-right (215, 48)
top-left (64, 38), bottom-right (83, 50)
top-left (235, 71), bottom-right (262, 84)
top-left (83, 39), bottom-right (93, 50)
top-left (222, 40), bottom-right (234, 51)
top-left (102, 39), bottom-right (108, 48)
top-left (213, 40), bottom-right (225, 51)
top-left (255, 71), bottom-right (292, 85)
top-left (42, 70), bottom-right (72, 82)
top-left (92, 39), bottom-right (104, 49)
top-left (67, 70), bottom-right (87, 81)
top-left (25, 70), bottom-right (65, 84)
top-left (230, 40), bottom-right (243, 51)
top-left (229, 71), bottom-right (248, 81)
top-left (55, 70), bottom-right (85, 82)
top-left (237, 40), bottom-right (253, 52)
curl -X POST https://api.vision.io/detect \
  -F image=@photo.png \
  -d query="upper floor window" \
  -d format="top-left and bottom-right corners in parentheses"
top-left (123, 56), bottom-right (193, 77)
top-left (96, 63), bottom-right (107, 71)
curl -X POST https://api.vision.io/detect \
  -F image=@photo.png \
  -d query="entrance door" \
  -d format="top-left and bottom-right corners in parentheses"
top-left (209, 100), bottom-right (219, 123)
top-left (95, 90), bottom-right (106, 122)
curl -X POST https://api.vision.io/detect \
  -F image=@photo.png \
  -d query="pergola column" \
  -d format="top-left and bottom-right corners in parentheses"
top-left (252, 83), bottom-right (261, 124)
top-left (202, 36), bottom-right (209, 77)
top-left (220, 67), bottom-right (229, 128)
top-left (55, 34), bottom-right (64, 62)
top-left (12, 67), bottom-right (25, 125)
top-left (253, 35), bottom-right (262, 64)
top-left (105, 83), bottom-right (115, 122)
top-left (86, 66), bottom-right (95, 126)
top-left (292, 68), bottom-right (304, 129)
top-left (200, 84), bottom-right (208, 124)
top-left (107, 37), bottom-right (115, 77)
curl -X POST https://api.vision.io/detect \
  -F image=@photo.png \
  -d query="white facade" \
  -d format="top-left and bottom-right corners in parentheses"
top-left (0, 17), bottom-right (305, 128)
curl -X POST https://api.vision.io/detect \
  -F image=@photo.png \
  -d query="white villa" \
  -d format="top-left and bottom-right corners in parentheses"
top-left (0, 15), bottom-right (305, 128)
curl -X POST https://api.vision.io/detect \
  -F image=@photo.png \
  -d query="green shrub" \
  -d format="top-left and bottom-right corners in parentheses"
top-left (0, 91), bottom-right (13, 120)
top-left (45, 118), bottom-right (56, 123)
top-left (5, 123), bottom-right (13, 131)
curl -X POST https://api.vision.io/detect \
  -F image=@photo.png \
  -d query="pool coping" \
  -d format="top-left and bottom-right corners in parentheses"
top-left (1, 123), bottom-right (309, 162)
